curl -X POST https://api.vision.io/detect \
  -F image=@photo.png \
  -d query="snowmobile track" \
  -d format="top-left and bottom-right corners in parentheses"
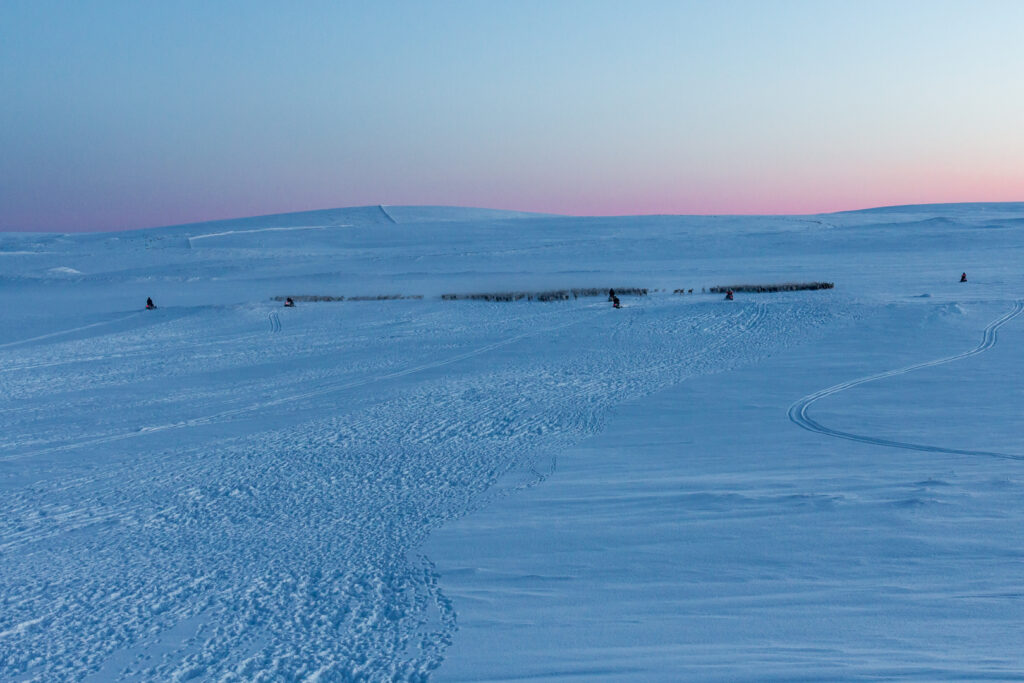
top-left (0, 313), bottom-right (142, 350)
top-left (788, 300), bottom-right (1024, 461)
top-left (0, 309), bottom-right (598, 462)
top-left (0, 299), bottom-right (830, 681)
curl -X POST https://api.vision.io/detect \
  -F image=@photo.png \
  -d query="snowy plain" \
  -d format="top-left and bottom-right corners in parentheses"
top-left (1, 203), bottom-right (1023, 680)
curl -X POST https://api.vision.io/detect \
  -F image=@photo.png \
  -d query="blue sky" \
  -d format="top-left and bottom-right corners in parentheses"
top-left (2, 0), bottom-right (1023, 231)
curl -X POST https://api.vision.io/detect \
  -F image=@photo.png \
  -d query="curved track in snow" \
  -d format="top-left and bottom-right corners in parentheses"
top-left (788, 301), bottom-right (1024, 461)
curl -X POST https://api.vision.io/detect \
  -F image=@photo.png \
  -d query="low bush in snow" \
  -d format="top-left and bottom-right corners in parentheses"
top-left (272, 294), bottom-right (424, 302)
top-left (707, 282), bottom-right (834, 294)
top-left (440, 287), bottom-right (648, 302)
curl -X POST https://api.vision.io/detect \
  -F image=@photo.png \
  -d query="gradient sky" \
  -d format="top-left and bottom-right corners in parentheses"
top-left (2, 0), bottom-right (1023, 231)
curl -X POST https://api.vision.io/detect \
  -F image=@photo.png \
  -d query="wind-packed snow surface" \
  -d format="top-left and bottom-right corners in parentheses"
top-left (2, 203), bottom-right (1023, 681)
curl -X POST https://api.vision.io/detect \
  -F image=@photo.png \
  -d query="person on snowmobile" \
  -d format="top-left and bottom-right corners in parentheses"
top-left (725, 290), bottom-right (734, 301)
top-left (146, 297), bottom-right (155, 310)
top-left (960, 272), bottom-right (967, 282)
top-left (612, 295), bottom-right (621, 309)
top-left (284, 297), bottom-right (295, 307)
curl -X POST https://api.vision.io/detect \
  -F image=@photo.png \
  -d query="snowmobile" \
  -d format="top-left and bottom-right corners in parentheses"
top-left (612, 295), bottom-right (621, 309)
top-left (284, 297), bottom-right (296, 307)
top-left (145, 297), bottom-right (156, 310)
top-left (725, 290), bottom-right (734, 301)
top-left (960, 273), bottom-right (967, 282)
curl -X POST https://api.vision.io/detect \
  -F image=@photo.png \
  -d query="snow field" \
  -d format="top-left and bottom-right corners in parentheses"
top-left (0, 292), bottom-right (833, 680)
top-left (429, 300), bottom-right (1024, 681)
top-left (2, 203), bottom-right (1024, 680)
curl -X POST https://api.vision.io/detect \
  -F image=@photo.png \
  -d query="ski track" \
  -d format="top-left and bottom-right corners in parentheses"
top-left (788, 300), bottom-right (1024, 460)
top-left (0, 298), bottom-right (834, 680)
top-left (0, 307), bottom-right (605, 462)
top-left (0, 328), bottom-right (267, 377)
top-left (0, 313), bottom-right (143, 350)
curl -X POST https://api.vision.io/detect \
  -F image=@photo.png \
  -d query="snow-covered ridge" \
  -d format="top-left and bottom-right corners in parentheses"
top-left (830, 200), bottom-right (1024, 215)
top-left (124, 204), bottom-right (555, 240)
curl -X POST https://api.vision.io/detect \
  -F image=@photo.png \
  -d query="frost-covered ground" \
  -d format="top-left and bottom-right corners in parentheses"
top-left (1, 203), bottom-right (1023, 680)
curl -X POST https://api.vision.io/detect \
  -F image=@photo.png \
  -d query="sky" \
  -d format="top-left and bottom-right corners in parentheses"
top-left (1, 0), bottom-right (1023, 231)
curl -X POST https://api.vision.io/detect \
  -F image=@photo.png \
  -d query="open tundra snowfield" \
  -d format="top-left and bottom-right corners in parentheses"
top-left (2, 203), bottom-right (1024, 681)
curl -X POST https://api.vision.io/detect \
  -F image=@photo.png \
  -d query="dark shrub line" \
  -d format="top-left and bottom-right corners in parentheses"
top-left (273, 283), bottom-right (831, 304)
top-left (347, 294), bottom-right (424, 301)
top-left (272, 294), bottom-right (424, 302)
top-left (440, 287), bottom-right (648, 302)
top-left (707, 282), bottom-right (834, 293)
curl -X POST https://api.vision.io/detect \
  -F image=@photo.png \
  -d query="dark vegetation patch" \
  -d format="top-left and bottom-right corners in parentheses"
top-left (273, 283), bottom-right (829, 304)
top-left (707, 282), bottom-right (834, 294)
top-left (272, 294), bottom-right (423, 302)
top-left (440, 287), bottom-right (648, 302)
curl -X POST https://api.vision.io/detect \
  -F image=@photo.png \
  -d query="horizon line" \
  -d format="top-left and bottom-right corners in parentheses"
top-left (4, 200), bottom-right (1024, 234)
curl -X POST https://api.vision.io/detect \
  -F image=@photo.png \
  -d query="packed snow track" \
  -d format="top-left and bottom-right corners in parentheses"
top-left (789, 300), bottom-right (1024, 461)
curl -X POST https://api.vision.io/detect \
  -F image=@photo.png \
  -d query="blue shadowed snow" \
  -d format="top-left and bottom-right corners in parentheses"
top-left (1, 204), bottom-right (1023, 680)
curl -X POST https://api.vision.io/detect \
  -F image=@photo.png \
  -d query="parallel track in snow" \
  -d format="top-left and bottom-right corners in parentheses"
top-left (0, 308), bottom-right (603, 462)
top-left (0, 313), bottom-right (142, 350)
top-left (788, 301), bottom-right (1024, 461)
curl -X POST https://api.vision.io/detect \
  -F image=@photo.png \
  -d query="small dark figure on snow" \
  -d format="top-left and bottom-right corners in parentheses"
top-left (612, 295), bottom-right (621, 309)
top-left (608, 288), bottom-right (616, 302)
top-left (725, 290), bottom-right (734, 301)
top-left (284, 297), bottom-right (295, 307)
top-left (145, 297), bottom-right (155, 310)
top-left (960, 272), bottom-right (967, 283)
